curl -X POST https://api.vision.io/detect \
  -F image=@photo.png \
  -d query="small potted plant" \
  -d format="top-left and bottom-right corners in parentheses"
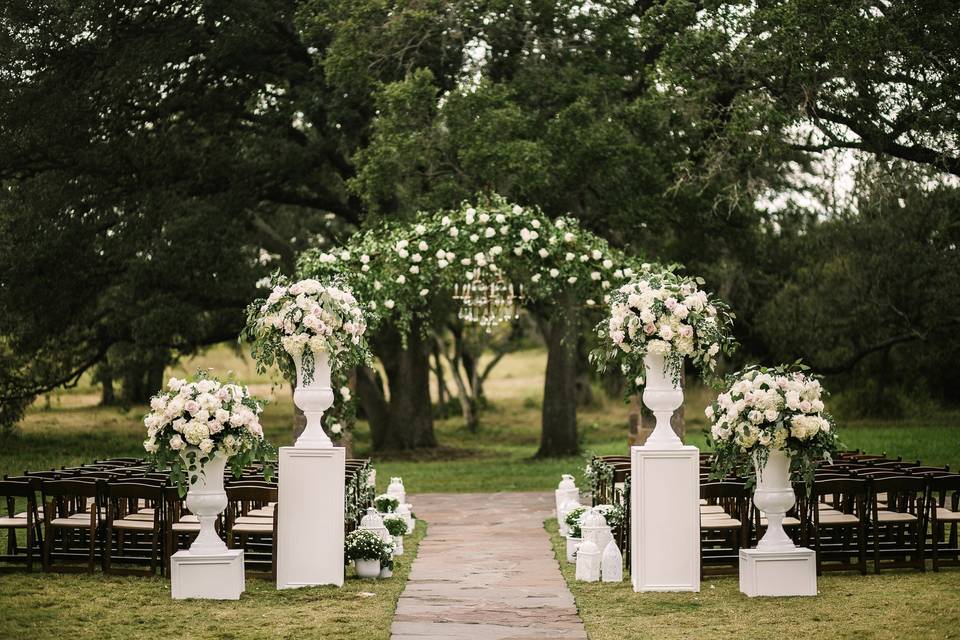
top-left (383, 514), bottom-right (409, 555)
top-left (564, 506), bottom-right (588, 563)
top-left (375, 493), bottom-right (400, 514)
top-left (345, 529), bottom-right (387, 579)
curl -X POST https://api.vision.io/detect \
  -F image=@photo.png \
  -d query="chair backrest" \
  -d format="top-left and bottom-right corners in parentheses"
top-left (103, 481), bottom-right (166, 501)
top-left (42, 478), bottom-right (100, 499)
top-left (811, 477), bottom-right (868, 517)
top-left (928, 474), bottom-right (960, 511)
top-left (869, 475), bottom-right (927, 516)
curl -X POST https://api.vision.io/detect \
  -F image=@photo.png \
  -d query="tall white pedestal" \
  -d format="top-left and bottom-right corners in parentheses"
top-left (631, 445), bottom-right (700, 592)
top-left (171, 549), bottom-right (245, 600)
top-left (739, 548), bottom-right (817, 597)
top-left (277, 446), bottom-right (345, 589)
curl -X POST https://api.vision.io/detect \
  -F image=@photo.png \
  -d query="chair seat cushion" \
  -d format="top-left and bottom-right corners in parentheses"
top-left (0, 517), bottom-right (28, 527)
top-left (172, 522), bottom-right (201, 532)
top-left (50, 517), bottom-right (94, 528)
top-left (876, 511), bottom-right (917, 523)
top-left (14, 510), bottom-right (42, 519)
top-left (122, 513), bottom-right (155, 521)
top-left (67, 512), bottom-right (93, 520)
top-left (232, 522), bottom-right (274, 534)
top-left (701, 518), bottom-right (742, 529)
top-left (936, 507), bottom-right (960, 522)
top-left (246, 507), bottom-right (274, 517)
top-left (698, 499), bottom-right (707, 506)
top-left (700, 505), bottom-right (726, 514)
top-left (818, 513), bottom-right (860, 525)
top-left (236, 515), bottom-right (274, 524)
top-left (112, 519), bottom-right (157, 531)
top-left (179, 514), bottom-right (199, 523)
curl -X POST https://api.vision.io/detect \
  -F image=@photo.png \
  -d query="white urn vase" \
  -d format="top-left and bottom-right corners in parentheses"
top-left (393, 535), bottom-right (404, 556)
top-left (291, 345), bottom-right (334, 448)
top-left (641, 352), bottom-right (684, 449)
top-left (753, 449), bottom-right (797, 551)
top-left (355, 558), bottom-right (380, 579)
top-left (185, 449), bottom-right (229, 555)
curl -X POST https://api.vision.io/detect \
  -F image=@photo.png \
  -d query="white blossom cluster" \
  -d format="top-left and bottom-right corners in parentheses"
top-left (708, 368), bottom-right (834, 453)
top-left (143, 375), bottom-right (265, 459)
top-left (593, 271), bottom-right (735, 390)
top-left (256, 278), bottom-right (367, 361)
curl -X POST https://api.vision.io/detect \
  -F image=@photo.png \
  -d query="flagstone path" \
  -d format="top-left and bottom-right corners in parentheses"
top-left (391, 492), bottom-right (587, 640)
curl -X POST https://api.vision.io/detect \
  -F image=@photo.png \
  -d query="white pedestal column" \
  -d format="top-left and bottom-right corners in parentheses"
top-left (171, 549), bottom-right (245, 600)
top-left (631, 445), bottom-right (700, 592)
top-left (739, 548), bottom-right (817, 597)
top-left (277, 446), bottom-right (345, 589)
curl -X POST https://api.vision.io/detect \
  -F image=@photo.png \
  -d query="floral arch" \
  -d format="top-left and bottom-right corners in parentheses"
top-left (298, 194), bottom-right (654, 455)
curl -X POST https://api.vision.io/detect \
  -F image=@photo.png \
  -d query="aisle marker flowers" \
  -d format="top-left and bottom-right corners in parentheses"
top-left (591, 270), bottom-right (737, 392)
top-left (708, 364), bottom-right (840, 486)
top-left (143, 371), bottom-right (275, 495)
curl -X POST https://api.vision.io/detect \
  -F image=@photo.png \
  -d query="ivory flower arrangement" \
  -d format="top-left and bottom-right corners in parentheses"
top-left (708, 364), bottom-right (840, 486)
top-left (143, 372), bottom-right (275, 495)
top-left (243, 275), bottom-right (371, 383)
top-left (591, 271), bottom-right (737, 393)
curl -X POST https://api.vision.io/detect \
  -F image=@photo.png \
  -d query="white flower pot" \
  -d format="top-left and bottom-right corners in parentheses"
top-left (753, 449), bottom-right (797, 552)
top-left (642, 352), bottom-right (684, 449)
top-left (387, 477), bottom-right (406, 504)
top-left (566, 536), bottom-right (582, 563)
top-left (291, 347), bottom-right (334, 448)
top-left (393, 535), bottom-right (404, 556)
top-left (379, 565), bottom-right (393, 579)
top-left (355, 558), bottom-right (381, 579)
top-left (184, 449), bottom-right (229, 555)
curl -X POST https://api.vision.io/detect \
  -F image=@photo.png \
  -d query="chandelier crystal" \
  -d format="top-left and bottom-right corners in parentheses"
top-left (452, 270), bottom-right (525, 332)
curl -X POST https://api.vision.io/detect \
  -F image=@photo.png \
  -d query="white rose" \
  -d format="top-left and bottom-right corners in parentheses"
top-left (169, 435), bottom-right (184, 450)
top-left (538, 248), bottom-right (549, 258)
top-left (198, 438), bottom-right (215, 454)
top-left (550, 268), bottom-right (560, 278)
top-left (384, 300), bottom-right (395, 309)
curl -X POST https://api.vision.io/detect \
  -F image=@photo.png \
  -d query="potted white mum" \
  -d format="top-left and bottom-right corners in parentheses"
top-left (345, 529), bottom-right (389, 579)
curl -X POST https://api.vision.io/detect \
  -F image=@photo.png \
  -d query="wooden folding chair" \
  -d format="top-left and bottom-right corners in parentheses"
top-left (0, 479), bottom-right (43, 571)
top-left (41, 478), bottom-right (102, 573)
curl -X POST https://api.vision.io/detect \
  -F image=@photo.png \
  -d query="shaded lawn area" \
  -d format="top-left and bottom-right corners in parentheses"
top-left (0, 521), bottom-right (425, 640)
top-left (546, 520), bottom-right (960, 640)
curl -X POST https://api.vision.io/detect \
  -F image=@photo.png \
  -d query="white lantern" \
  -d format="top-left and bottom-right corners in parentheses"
top-left (601, 539), bottom-right (624, 582)
top-left (396, 503), bottom-right (414, 533)
top-left (359, 506), bottom-right (391, 543)
top-left (558, 499), bottom-right (580, 537)
top-left (387, 477), bottom-right (406, 504)
top-left (581, 508), bottom-right (612, 550)
top-left (575, 540), bottom-right (601, 582)
top-left (555, 474), bottom-right (579, 522)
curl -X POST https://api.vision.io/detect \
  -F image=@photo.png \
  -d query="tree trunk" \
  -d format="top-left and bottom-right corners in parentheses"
top-left (356, 367), bottom-right (390, 449)
top-left (99, 362), bottom-right (115, 406)
top-left (536, 296), bottom-right (580, 457)
top-left (364, 322), bottom-right (437, 451)
top-left (575, 335), bottom-right (594, 407)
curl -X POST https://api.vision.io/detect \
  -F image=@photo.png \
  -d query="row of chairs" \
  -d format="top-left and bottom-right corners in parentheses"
top-left (589, 451), bottom-right (960, 576)
top-left (0, 456), bottom-right (375, 577)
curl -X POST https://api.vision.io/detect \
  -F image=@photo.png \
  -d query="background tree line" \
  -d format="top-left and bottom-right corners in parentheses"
top-left (1, 0), bottom-right (958, 451)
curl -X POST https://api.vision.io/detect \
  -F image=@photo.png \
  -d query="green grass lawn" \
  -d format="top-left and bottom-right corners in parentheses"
top-left (547, 520), bottom-right (960, 640)
top-left (0, 521), bottom-right (425, 640)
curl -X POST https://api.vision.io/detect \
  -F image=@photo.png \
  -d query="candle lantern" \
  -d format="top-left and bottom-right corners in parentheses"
top-left (601, 539), bottom-right (624, 582)
top-left (581, 507), bottom-right (612, 550)
top-left (359, 506), bottom-right (391, 544)
top-left (558, 499), bottom-right (580, 537)
top-left (575, 540), bottom-right (601, 582)
top-left (555, 474), bottom-right (580, 523)
top-left (387, 477), bottom-right (406, 504)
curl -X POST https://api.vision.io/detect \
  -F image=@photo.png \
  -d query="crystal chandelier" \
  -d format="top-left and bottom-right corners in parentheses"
top-left (452, 270), bottom-right (525, 332)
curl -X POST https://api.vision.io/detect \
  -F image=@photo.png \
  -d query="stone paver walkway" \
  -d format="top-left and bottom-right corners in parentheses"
top-left (391, 492), bottom-right (587, 640)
